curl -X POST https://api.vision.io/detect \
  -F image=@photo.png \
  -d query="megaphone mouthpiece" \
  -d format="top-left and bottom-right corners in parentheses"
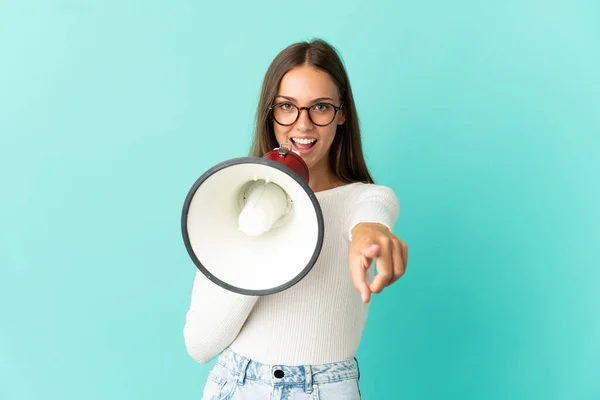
top-left (238, 180), bottom-right (288, 236)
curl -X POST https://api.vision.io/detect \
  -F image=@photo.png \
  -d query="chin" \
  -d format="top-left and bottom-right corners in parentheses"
top-left (301, 153), bottom-right (325, 171)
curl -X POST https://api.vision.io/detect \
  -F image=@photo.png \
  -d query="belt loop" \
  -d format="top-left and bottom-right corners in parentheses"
top-left (304, 365), bottom-right (313, 393)
top-left (237, 357), bottom-right (250, 385)
top-left (354, 357), bottom-right (361, 381)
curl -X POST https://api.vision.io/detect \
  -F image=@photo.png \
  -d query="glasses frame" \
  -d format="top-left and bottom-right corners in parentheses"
top-left (269, 101), bottom-right (344, 127)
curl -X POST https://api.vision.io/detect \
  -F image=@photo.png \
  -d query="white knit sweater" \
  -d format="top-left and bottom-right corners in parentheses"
top-left (183, 182), bottom-right (400, 365)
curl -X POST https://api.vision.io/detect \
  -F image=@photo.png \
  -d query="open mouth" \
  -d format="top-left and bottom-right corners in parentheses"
top-left (290, 137), bottom-right (318, 153)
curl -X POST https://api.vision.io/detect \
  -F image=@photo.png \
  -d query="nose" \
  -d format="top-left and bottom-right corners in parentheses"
top-left (295, 108), bottom-right (313, 131)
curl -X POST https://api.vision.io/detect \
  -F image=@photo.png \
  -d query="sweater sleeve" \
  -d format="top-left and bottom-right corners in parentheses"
top-left (347, 184), bottom-right (400, 241)
top-left (183, 270), bottom-right (259, 364)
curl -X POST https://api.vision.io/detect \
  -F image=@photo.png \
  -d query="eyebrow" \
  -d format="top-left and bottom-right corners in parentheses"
top-left (276, 95), bottom-right (335, 103)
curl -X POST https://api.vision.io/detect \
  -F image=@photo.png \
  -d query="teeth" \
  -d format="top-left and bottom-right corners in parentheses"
top-left (293, 137), bottom-right (316, 145)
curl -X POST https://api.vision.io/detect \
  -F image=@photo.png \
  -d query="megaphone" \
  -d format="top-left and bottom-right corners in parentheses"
top-left (181, 143), bottom-right (325, 296)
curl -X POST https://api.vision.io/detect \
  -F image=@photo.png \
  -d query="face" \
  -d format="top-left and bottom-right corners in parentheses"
top-left (272, 65), bottom-right (345, 173)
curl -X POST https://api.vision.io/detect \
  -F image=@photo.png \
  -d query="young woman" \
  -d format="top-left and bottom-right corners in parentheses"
top-left (184, 38), bottom-right (409, 399)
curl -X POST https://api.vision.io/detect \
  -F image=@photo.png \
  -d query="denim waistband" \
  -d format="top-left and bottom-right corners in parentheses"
top-left (216, 348), bottom-right (360, 388)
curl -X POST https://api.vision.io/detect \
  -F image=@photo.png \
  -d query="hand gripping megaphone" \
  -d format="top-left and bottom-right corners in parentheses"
top-left (181, 143), bottom-right (325, 295)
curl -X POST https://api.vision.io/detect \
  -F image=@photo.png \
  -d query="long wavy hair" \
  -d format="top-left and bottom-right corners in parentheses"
top-left (249, 39), bottom-right (374, 184)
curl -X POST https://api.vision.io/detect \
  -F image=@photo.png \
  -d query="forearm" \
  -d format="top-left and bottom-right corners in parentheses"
top-left (183, 270), bottom-right (259, 364)
top-left (348, 185), bottom-right (400, 241)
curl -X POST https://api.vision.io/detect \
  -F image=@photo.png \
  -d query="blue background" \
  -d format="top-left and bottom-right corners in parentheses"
top-left (1, 1), bottom-right (599, 399)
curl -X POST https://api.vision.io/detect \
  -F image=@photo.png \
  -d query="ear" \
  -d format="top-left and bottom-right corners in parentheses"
top-left (337, 108), bottom-right (346, 125)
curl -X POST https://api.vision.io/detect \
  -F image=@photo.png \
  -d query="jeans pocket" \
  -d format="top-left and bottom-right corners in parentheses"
top-left (313, 379), bottom-right (361, 400)
top-left (355, 378), bottom-right (362, 399)
top-left (311, 384), bottom-right (321, 400)
top-left (201, 374), bottom-right (226, 400)
top-left (201, 364), bottom-right (237, 400)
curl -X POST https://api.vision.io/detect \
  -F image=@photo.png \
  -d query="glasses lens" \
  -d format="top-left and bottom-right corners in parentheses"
top-left (309, 104), bottom-right (336, 126)
top-left (272, 103), bottom-right (298, 125)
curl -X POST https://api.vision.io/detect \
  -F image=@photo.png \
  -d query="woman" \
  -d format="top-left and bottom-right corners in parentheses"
top-left (184, 38), bottom-right (409, 399)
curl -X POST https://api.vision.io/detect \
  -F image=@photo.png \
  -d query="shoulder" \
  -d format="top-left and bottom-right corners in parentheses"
top-left (346, 182), bottom-right (399, 205)
top-left (340, 182), bottom-right (400, 217)
top-left (315, 181), bottom-right (399, 212)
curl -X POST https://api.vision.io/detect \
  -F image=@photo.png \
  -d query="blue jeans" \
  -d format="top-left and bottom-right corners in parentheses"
top-left (201, 348), bottom-right (362, 399)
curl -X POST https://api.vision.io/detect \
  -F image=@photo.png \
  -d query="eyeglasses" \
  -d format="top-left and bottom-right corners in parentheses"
top-left (269, 101), bottom-right (344, 127)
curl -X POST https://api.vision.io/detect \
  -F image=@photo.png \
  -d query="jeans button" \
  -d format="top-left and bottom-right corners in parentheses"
top-left (274, 369), bottom-right (284, 378)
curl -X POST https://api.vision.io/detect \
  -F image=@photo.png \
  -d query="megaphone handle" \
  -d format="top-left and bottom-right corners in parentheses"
top-left (278, 143), bottom-right (292, 156)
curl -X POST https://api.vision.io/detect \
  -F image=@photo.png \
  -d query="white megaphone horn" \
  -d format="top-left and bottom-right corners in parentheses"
top-left (181, 143), bottom-right (325, 295)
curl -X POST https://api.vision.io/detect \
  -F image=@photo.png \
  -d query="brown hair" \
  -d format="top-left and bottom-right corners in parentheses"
top-left (249, 38), bottom-right (374, 184)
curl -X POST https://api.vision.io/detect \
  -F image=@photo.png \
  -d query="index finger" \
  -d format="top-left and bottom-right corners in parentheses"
top-left (349, 252), bottom-right (372, 303)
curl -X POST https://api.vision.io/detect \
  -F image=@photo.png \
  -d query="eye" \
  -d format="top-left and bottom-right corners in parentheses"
top-left (313, 103), bottom-right (331, 112)
top-left (277, 103), bottom-right (294, 111)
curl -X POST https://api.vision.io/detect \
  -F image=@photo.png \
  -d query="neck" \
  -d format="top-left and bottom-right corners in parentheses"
top-left (308, 162), bottom-right (344, 193)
